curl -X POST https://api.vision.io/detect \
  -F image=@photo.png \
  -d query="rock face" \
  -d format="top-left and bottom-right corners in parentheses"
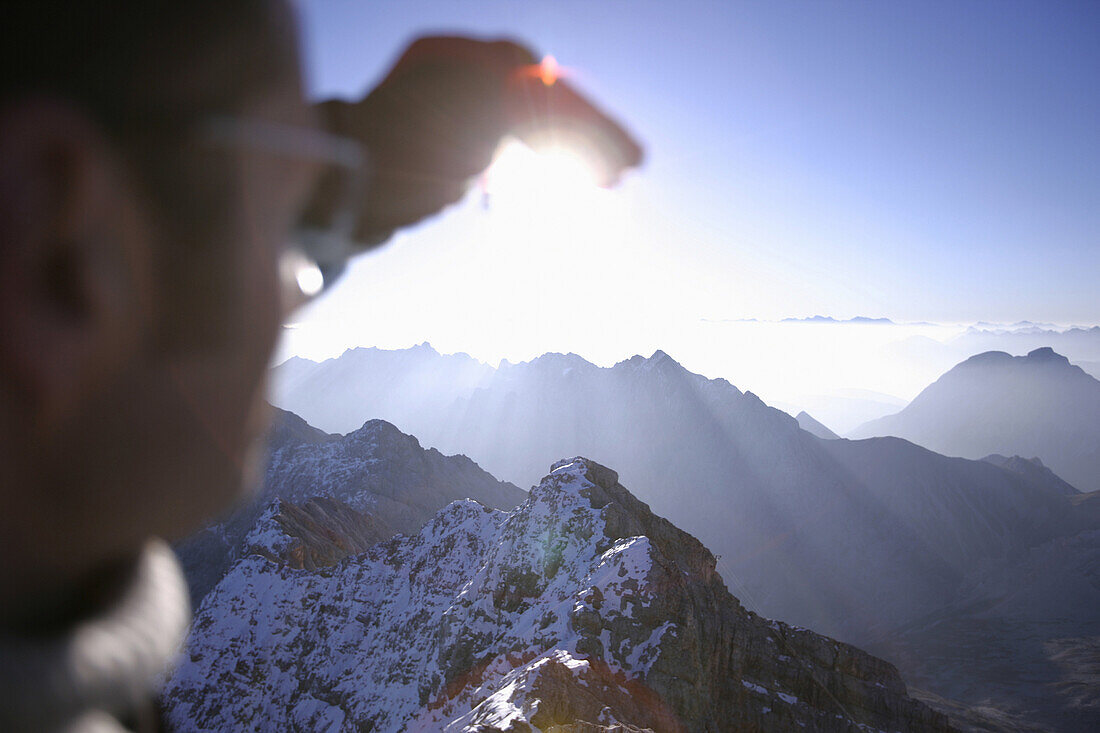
top-left (851, 347), bottom-right (1100, 493)
top-left (174, 408), bottom-right (526, 605)
top-left (164, 458), bottom-right (952, 732)
top-left (247, 496), bottom-right (394, 571)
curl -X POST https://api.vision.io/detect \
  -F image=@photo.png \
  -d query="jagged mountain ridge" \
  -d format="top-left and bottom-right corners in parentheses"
top-left (981, 454), bottom-right (1080, 497)
top-left (851, 347), bottom-right (1100, 493)
top-left (273, 344), bottom-right (494, 438)
top-left (272, 346), bottom-right (1076, 642)
top-left (953, 327), bottom-right (1100, 365)
top-left (175, 408), bottom-right (526, 604)
top-left (165, 457), bottom-right (952, 732)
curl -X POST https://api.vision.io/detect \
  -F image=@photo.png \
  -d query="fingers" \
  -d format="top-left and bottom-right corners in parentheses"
top-left (384, 36), bottom-right (642, 186)
top-left (386, 36), bottom-right (539, 80)
top-left (505, 75), bottom-right (643, 187)
top-left (314, 35), bottom-right (645, 247)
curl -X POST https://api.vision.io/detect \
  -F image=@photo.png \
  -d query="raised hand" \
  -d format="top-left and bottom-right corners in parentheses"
top-left (312, 36), bottom-right (643, 247)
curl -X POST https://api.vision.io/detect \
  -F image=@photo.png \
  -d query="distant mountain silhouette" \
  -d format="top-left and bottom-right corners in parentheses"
top-left (954, 326), bottom-right (1100, 365)
top-left (850, 347), bottom-right (1100, 492)
top-left (795, 410), bottom-right (839, 439)
top-left (272, 343), bottom-right (494, 436)
top-left (778, 315), bottom-right (895, 324)
top-left (981, 453), bottom-right (1079, 496)
top-left (706, 315), bottom-right (895, 324)
top-left (773, 389), bottom-right (907, 435)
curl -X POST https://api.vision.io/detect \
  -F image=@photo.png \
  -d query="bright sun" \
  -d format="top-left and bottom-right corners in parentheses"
top-left (483, 139), bottom-right (601, 212)
top-left (462, 138), bottom-right (634, 350)
top-left (477, 137), bottom-right (635, 272)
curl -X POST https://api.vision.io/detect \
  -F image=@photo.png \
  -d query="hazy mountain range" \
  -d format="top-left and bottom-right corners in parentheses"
top-left (851, 347), bottom-right (1100, 493)
top-left (167, 456), bottom-right (951, 732)
top-left (271, 346), bottom-right (1090, 635)
top-left (692, 320), bottom-right (1100, 432)
top-left (711, 315), bottom-right (898, 324)
top-left (888, 326), bottom-right (1100, 390)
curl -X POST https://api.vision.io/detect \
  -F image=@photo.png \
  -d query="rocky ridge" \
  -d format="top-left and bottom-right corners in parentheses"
top-left (175, 408), bottom-right (527, 604)
top-left (851, 347), bottom-right (1100, 493)
top-left (165, 458), bottom-right (952, 732)
top-left (981, 454), bottom-right (1080, 497)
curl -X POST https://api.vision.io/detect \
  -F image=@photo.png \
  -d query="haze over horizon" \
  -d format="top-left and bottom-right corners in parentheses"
top-left (282, 0), bottom-right (1099, 419)
top-left (273, 318), bottom-right (1100, 437)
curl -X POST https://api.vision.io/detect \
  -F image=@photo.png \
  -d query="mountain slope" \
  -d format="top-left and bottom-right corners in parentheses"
top-left (165, 458), bottom-right (952, 732)
top-left (796, 410), bottom-right (840, 439)
top-left (272, 344), bottom-right (494, 435)
top-left (875, 497), bottom-right (1100, 732)
top-left (272, 347), bottom-right (1074, 642)
top-left (850, 348), bottom-right (1100, 492)
top-left (175, 408), bottom-right (526, 604)
top-left (981, 454), bottom-right (1080, 497)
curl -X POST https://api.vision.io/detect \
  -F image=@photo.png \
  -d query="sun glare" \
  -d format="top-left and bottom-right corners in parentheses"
top-left (537, 55), bottom-right (560, 86)
top-left (484, 140), bottom-right (600, 211)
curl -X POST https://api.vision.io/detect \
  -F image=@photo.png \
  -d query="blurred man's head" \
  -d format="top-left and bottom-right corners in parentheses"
top-left (0, 1), bottom-right (316, 628)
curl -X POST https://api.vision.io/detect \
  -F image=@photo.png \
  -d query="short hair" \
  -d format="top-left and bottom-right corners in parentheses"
top-left (0, 1), bottom-right (295, 131)
top-left (0, 1), bottom-right (301, 348)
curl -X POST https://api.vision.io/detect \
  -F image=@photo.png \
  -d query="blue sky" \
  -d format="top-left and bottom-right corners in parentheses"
top-left (286, 0), bottom-right (1099, 368)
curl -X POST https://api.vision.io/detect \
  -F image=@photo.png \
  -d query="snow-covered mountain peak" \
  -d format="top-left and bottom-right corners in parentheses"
top-left (548, 455), bottom-right (586, 475)
top-left (167, 455), bottom-right (949, 731)
top-left (544, 455), bottom-right (613, 490)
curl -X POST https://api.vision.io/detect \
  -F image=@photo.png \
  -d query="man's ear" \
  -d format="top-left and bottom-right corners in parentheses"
top-left (0, 98), bottom-right (157, 436)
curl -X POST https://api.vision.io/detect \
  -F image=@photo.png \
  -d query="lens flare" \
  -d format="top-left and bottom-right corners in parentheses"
top-left (281, 248), bottom-right (325, 304)
top-left (538, 55), bottom-right (560, 86)
top-left (296, 262), bottom-right (325, 298)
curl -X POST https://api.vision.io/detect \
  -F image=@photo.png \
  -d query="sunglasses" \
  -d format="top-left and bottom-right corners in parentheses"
top-left (201, 115), bottom-right (367, 305)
